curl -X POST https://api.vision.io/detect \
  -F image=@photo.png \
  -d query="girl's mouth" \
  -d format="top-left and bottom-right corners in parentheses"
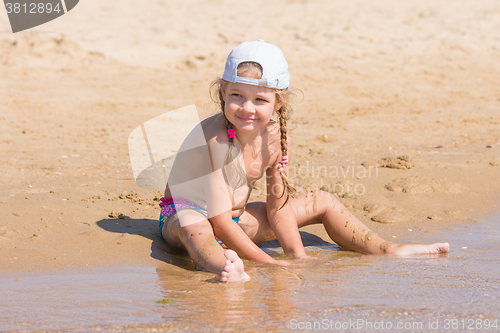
top-left (236, 116), bottom-right (257, 123)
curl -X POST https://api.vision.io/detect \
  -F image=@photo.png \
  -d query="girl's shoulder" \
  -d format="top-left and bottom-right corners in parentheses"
top-left (263, 120), bottom-right (282, 149)
top-left (261, 121), bottom-right (283, 168)
top-left (265, 120), bottom-right (280, 137)
top-left (200, 113), bottom-right (229, 144)
top-left (266, 119), bottom-right (284, 143)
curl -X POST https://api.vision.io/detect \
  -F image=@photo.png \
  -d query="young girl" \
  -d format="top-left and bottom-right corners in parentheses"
top-left (159, 40), bottom-right (449, 282)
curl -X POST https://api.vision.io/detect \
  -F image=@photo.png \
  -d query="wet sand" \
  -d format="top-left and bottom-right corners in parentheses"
top-left (1, 0), bottom-right (500, 331)
top-left (1, 212), bottom-right (499, 332)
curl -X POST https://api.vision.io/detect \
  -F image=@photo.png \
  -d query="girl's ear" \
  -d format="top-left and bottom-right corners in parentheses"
top-left (273, 91), bottom-right (284, 112)
top-left (274, 100), bottom-right (282, 112)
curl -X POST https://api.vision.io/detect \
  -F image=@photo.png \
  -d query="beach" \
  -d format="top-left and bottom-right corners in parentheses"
top-left (1, 0), bottom-right (500, 331)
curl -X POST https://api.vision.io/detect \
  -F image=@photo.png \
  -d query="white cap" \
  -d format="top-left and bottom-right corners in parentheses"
top-left (222, 40), bottom-right (289, 89)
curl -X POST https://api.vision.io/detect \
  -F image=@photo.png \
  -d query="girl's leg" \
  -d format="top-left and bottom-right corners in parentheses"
top-left (162, 210), bottom-right (249, 281)
top-left (294, 191), bottom-right (448, 254)
top-left (239, 191), bottom-right (449, 255)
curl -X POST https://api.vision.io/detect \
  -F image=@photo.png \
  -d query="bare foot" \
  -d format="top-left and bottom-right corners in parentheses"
top-left (220, 250), bottom-right (250, 282)
top-left (393, 242), bottom-right (450, 256)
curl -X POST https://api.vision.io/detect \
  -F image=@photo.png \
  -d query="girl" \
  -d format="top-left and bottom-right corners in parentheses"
top-left (160, 40), bottom-right (449, 282)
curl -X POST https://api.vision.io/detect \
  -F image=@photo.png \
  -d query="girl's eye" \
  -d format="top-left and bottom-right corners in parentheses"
top-left (256, 98), bottom-right (268, 102)
top-left (231, 93), bottom-right (242, 97)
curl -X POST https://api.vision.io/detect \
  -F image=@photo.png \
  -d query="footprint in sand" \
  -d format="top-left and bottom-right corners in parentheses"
top-left (108, 211), bottom-right (130, 220)
top-left (0, 228), bottom-right (13, 238)
top-left (362, 155), bottom-right (415, 170)
top-left (371, 210), bottom-right (411, 224)
top-left (385, 176), bottom-right (461, 194)
top-left (361, 203), bottom-right (386, 215)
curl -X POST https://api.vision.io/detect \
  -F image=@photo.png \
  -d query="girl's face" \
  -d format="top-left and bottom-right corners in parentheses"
top-left (222, 82), bottom-right (281, 134)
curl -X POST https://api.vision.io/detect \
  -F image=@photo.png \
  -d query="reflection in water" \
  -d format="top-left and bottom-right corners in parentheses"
top-left (154, 263), bottom-right (303, 329)
top-left (1, 214), bottom-right (499, 331)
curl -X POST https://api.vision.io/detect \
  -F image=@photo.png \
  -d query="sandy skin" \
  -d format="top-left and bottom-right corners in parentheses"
top-left (219, 191), bottom-right (450, 282)
top-left (163, 191), bottom-right (450, 282)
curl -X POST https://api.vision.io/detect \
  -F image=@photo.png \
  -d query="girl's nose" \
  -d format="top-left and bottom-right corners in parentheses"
top-left (240, 99), bottom-right (255, 112)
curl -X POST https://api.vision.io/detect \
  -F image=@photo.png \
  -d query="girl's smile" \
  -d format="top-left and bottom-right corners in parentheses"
top-left (236, 116), bottom-right (256, 123)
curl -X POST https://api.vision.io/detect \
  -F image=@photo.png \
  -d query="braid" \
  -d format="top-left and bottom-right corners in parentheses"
top-left (278, 109), bottom-right (287, 157)
top-left (277, 106), bottom-right (297, 207)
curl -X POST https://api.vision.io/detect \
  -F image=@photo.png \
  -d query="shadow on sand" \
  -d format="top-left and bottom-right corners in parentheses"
top-left (96, 216), bottom-right (338, 271)
top-left (96, 217), bottom-right (197, 271)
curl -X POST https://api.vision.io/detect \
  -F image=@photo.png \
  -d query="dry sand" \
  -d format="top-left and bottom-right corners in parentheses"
top-left (1, 0), bottom-right (499, 274)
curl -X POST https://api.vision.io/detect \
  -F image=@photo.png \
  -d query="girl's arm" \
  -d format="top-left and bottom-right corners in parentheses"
top-left (265, 157), bottom-right (307, 258)
top-left (205, 139), bottom-right (285, 265)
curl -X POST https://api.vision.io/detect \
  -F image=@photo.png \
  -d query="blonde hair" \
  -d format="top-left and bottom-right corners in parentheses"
top-left (210, 62), bottom-right (297, 207)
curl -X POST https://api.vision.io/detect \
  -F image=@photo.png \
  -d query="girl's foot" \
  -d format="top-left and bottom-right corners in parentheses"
top-left (393, 242), bottom-right (450, 256)
top-left (220, 250), bottom-right (251, 282)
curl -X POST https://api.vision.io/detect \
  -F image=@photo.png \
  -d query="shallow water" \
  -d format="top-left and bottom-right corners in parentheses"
top-left (1, 213), bottom-right (499, 332)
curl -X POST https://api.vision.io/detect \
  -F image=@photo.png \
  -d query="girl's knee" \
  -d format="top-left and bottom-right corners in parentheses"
top-left (313, 190), bottom-right (340, 208)
top-left (317, 190), bottom-right (335, 200)
top-left (301, 190), bottom-right (341, 218)
top-left (315, 190), bottom-right (347, 216)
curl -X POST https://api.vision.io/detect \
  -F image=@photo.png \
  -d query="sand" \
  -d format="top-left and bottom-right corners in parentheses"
top-left (1, 0), bottom-right (500, 275)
